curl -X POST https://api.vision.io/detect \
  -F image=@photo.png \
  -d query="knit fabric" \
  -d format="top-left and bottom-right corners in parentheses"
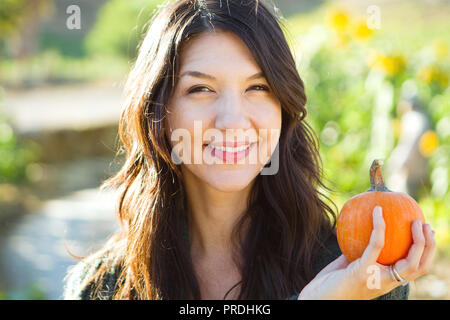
top-left (63, 227), bottom-right (409, 300)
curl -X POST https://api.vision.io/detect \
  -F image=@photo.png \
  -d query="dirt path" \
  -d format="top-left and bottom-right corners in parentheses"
top-left (3, 81), bottom-right (123, 134)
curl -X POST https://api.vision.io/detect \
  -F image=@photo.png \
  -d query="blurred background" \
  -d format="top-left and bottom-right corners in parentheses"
top-left (0, 0), bottom-right (448, 300)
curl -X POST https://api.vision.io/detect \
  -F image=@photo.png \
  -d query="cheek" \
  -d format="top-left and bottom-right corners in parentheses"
top-left (251, 103), bottom-right (282, 158)
top-left (249, 98), bottom-right (282, 129)
top-left (166, 102), bottom-right (213, 164)
top-left (167, 98), bottom-right (215, 132)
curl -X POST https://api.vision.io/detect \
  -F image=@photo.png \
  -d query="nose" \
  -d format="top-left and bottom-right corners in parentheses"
top-left (214, 94), bottom-right (252, 131)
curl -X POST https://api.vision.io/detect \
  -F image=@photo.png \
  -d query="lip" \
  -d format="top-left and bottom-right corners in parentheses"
top-left (205, 142), bottom-right (256, 163)
top-left (207, 141), bottom-right (253, 148)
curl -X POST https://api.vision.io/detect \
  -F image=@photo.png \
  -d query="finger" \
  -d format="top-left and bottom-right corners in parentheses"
top-left (315, 254), bottom-right (350, 278)
top-left (360, 206), bottom-right (385, 267)
top-left (359, 262), bottom-right (405, 297)
top-left (365, 263), bottom-right (399, 292)
top-left (417, 224), bottom-right (436, 274)
top-left (395, 220), bottom-right (426, 278)
top-left (406, 220), bottom-right (426, 269)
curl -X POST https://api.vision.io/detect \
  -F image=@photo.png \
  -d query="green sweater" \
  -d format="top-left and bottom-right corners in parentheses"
top-left (63, 227), bottom-right (409, 300)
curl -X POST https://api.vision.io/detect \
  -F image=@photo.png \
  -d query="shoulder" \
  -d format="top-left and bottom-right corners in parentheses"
top-left (311, 229), bottom-right (410, 300)
top-left (63, 243), bottom-right (123, 300)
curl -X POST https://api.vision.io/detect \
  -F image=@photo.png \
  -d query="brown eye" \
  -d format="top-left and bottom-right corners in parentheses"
top-left (188, 86), bottom-right (212, 94)
top-left (249, 85), bottom-right (269, 91)
top-left (188, 85), bottom-right (269, 94)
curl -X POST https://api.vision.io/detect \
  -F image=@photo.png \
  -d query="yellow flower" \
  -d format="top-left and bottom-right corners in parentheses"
top-left (381, 55), bottom-right (406, 76)
top-left (419, 130), bottom-right (439, 157)
top-left (436, 72), bottom-right (449, 87)
top-left (432, 40), bottom-right (447, 60)
top-left (352, 20), bottom-right (373, 41)
top-left (368, 51), bottom-right (406, 76)
top-left (326, 8), bottom-right (350, 33)
top-left (417, 66), bottom-right (437, 83)
top-left (417, 65), bottom-right (449, 86)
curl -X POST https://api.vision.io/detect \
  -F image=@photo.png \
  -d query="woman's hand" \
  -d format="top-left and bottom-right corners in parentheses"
top-left (298, 206), bottom-right (436, 300)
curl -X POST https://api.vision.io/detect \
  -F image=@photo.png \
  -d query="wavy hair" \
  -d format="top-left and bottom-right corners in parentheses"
top-left (82, 0), bottom-right (338, 299)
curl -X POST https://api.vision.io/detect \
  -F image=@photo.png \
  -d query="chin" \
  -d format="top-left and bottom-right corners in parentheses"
top-left (194, 164), bottom-right (261, 192)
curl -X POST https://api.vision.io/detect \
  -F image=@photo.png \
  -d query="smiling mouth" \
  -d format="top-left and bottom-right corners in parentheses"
top-left (203, 142), bottom-right (257, 163)
top-left (206, 144), bottom-right (251, 152)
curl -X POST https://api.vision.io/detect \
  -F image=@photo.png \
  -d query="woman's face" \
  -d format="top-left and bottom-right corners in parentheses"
top-left (165, 30), bottom-right (282, 192)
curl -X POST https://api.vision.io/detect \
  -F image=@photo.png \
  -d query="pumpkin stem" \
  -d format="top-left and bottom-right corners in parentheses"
top-left (369, 159), bottom-right (390, 192)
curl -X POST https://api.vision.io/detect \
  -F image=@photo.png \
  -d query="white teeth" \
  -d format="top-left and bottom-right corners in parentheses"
top-left (208, 144), bottom-right (251, 153)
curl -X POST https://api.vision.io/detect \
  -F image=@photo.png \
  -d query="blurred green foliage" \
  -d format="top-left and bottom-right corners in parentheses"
top-left (0, 283), bottom-right (47, 300)
top-left (289, 6), bottom-right (450, 249)
top-left (0, 90), bottom-right (36, 184)
top-left (0, 0), bottom-right (25, 39)
top-left (0, 0), bottom-right (53, 52)
top-left (85, 0), bottom-right (162, 59)
top-left (0, 0), bottom-right (163, 85)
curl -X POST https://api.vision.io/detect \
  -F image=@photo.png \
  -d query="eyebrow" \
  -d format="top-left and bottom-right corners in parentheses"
top-left (179, 70), bottom-right (265, 81)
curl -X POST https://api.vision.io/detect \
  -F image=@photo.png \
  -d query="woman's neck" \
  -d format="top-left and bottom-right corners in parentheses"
top-left (182, 169), bottom-right (254, 261)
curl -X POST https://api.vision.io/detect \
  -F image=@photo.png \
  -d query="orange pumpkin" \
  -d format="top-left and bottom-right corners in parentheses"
top-left (336, 159), bottom-right (425, 265)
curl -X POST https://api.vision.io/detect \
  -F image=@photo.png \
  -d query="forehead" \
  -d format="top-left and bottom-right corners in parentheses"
top-left (178, 30), bottom-right (260, 72)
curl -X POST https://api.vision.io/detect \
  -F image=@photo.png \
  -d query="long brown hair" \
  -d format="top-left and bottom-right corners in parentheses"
top-left (82, 0), bottom-right (338, 299)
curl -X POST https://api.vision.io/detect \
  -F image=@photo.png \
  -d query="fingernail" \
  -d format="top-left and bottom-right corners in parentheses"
top-left (374, 206), bottom-right (382, 217)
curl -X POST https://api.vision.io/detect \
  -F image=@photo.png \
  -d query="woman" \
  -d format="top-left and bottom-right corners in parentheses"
top-left (64, 0), bottom-right (435, 300)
